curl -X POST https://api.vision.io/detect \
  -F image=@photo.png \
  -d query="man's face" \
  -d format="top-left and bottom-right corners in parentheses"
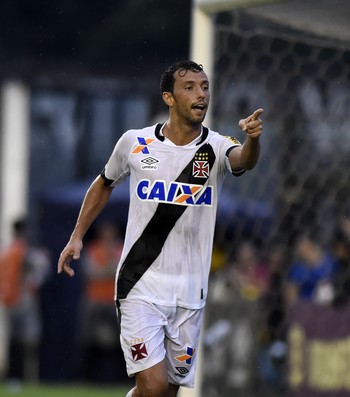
top-left (168, 68), bottom-right (210, 124)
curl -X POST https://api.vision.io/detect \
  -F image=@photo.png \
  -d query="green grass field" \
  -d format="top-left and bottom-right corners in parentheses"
top-left (0, 383), bottom-right (131, 397)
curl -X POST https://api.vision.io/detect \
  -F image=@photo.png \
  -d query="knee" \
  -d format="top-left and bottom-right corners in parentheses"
top-left (137, 378), bottom-right (169, 397)
top-left (134, 361), bottom-right (179, 397)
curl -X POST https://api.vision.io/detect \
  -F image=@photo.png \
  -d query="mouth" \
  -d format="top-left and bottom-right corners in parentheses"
top-left (192, 103), bottom-right (207, 112)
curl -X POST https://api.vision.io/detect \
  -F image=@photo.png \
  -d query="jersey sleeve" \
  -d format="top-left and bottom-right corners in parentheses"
top-left (220, 135), bottom-right (246, 176)
top-left (100, 131), bottom-right (132, 187)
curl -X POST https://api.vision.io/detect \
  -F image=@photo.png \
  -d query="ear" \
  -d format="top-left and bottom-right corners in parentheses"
top-left (162, 91), bottom-right (174, 107)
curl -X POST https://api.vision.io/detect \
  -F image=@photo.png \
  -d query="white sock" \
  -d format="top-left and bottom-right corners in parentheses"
top-left (126, 387), bottom-right (135, 397)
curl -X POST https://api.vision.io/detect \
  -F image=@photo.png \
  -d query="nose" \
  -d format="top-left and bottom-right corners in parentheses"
top-left (196, 86), bottom-right (206, 99)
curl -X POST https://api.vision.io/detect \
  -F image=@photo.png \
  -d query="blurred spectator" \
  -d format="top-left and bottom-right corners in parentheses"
top-left (258, 242), bottom-right (289, 393)
top-left (81, 221), bottom-right (125, 382)
top-left (226, 240), bottom-right (270, 302)
top-left (85, 221), bottom-right (122, 305)
top-left (0, 281), bottom-right (9, 381)
top-left (0, 218), bottom-right (50, 384)
top-left (331, 218), bottom-right (350, 307)
top-left (210, 239), bottom-right (229, 274)
top-left (261, 242), bottom-right (288, 343)
top-left (285, 231), bottom-right (337, 307)
top-left (204, 240), bottom-right (262, 395)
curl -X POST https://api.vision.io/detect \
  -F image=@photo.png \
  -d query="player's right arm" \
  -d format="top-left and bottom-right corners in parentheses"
top-left (57, 175), bottom-right (114, 277)
top-left (228, 108), bottom-right (263, 171)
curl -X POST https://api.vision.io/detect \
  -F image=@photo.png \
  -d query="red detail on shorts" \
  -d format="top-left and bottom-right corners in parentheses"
top-left (131, 342), bottom-right (148, 361)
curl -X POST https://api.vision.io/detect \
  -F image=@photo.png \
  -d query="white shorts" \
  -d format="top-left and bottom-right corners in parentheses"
top-left (118, 299), bottom-right (204, 388)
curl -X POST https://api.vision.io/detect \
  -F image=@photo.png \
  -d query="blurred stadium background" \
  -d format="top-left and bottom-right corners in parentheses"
top-left (1, 0), bottom-right (350, 396)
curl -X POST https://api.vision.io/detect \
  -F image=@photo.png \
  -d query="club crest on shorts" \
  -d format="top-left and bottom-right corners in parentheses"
top-left (175, 347), bottom-right (196, 365)
top-left (131, 342), bottom-right (148, 361)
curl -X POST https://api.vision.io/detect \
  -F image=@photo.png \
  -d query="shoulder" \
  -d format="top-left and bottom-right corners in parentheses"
top-left (203, 128), bottom-right (242, 162)
top-left (206, 128), bottom-right (242, 146)
top-left (124, 124), bottom-right (157, 137)
top-left (117, 124), bottom-right (158, 147)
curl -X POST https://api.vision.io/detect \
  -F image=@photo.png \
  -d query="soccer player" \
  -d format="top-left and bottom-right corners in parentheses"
top-left (57, 61), bottom-right (263, 397)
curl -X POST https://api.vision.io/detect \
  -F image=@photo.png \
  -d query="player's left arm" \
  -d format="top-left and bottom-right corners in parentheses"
top-left (229, 108), bottom-right (263, 171)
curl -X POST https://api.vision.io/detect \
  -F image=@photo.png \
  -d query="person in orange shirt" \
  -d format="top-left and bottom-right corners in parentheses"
top-left (0, 218), bottom-right (50, 383)
top-left (0, 219), bottom-right (27, 381)
top-left (82, 221), bottom-right (124, 381)
top-left (0, 220), bottom-right (28, 308)
top-left (85, 221), bottom-right (123, 304)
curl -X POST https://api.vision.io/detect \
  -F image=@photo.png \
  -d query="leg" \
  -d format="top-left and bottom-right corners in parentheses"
top-left (164, 307), bottom-right (204, 389)
top-left (119, 301), bottom-right (180, 397)
top-left (128, 360), bottom-right (179, 397)
top-left (167, 383), bottom-right (180, 397)
top-left (135, 361), bottom-right (180, 397)
top-left (135, 360), bottom-right (169, 397)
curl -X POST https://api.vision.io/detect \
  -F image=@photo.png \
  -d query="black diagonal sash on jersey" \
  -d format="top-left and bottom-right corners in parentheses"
top-left (117, 137), bottom-right (216, 300)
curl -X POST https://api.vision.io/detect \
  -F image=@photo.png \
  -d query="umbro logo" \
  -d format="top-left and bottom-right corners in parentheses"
top-left (175, 367), bottom-right (189, 379)
top-left (140, 156), bottom-right (159, 170)
top-left (176, 367), bottom-right (189, 375)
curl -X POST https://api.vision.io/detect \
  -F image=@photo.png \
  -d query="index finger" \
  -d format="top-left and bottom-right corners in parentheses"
top-left (251, 108), bottom-right (264, 121)
top-left (57, 250), bottom-right (73, 274)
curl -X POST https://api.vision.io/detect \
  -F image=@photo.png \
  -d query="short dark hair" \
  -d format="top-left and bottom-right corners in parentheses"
top-left (160, 61), bottom-right (204, 93)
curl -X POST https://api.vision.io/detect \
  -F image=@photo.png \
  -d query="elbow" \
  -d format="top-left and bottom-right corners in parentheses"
top-left (240, 157), bottom-right (258, 170)
top-left (245, 160), bottom-right (258, 170)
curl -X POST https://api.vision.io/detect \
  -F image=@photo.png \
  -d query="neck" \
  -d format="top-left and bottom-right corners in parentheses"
top-left (163, 120), bottom-right (202, 146)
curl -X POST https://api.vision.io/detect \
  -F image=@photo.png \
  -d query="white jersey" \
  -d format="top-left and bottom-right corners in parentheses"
top-left (102, 123), bottom-right (243, 309)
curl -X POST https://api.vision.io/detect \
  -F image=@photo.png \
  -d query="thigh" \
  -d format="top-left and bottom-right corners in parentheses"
top-left (135, 360), bottom-right (180, 397)
top-left (165, 307), bottom-right (204, 388)
top-left (119, 299), bottom-right (168, 377)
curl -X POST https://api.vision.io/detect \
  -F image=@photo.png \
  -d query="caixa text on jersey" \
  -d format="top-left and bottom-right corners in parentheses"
top-left (136, 179), bottom-right (213, 206)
